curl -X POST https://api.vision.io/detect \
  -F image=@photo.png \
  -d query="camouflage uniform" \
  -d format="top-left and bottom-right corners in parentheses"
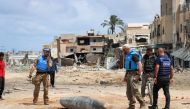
top-left (33, 73), bottom-right (49, 103)
top-left (126, 72), bottom-right (145, 109)
top-left (29, 54), bottom-right (52, 105)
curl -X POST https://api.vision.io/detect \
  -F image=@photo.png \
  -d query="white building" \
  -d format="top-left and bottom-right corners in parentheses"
top-left (125, 23), bottom-right (150, 46)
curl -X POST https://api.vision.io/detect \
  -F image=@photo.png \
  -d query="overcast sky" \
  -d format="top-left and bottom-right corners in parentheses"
top-left (0, 0), bottom-right (160, 51)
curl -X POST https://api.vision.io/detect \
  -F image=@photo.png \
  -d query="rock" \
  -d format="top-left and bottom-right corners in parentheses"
top-left (61, 58), bottom-right (74, 66)
top-left (100, 80), bottom-right (110, 85)
top-left (86, 54), bottom-right (104, 65)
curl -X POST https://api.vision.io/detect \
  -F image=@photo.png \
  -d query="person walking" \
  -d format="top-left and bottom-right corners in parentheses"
top-left (123, 45), bottom-right (146, 109)
top-left (149, 48), bottom-right (174, 109)
top-left (141, 48), bottom-right (156, 100)
top-left (29, 48), bottom-right (52, 105)
top-left (49, 58), bottom-right (58, 88)
top-left (0, 52), bottom-right (5, 100)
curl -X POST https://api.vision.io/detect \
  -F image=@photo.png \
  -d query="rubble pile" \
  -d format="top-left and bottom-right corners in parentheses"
top-left (57, 65), bottom-right (125, 85)
top-left (6, 65), bottom-right (30, 73)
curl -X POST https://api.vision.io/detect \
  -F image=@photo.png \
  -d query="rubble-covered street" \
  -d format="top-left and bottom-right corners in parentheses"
top-left (0, 66), bottom-right (190, 109)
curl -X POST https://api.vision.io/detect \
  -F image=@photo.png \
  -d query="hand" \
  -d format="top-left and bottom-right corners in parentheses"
top-left (133, 75), bottom-right (141, 81)
top-left (28, 75), bottom-right (32, 79)
top-left (154, 78), bottom-right (157, 84)
top-left (170, 79), bottom-right (173, 84)
top-left (47, 56), bottom-right (51, 61)
top-left (123, 76), bottom-right (127, 82)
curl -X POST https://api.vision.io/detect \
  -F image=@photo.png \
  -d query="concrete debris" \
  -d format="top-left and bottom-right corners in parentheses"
top-left (6, 65), bottom-right (30, 73)
top-left (99, 80), bottom-right (110, 85)
top-left (61, 58), bottom-right (75, 66)
top-left (86, 53), bottom-right (104, 65)
top-left (4, 89), bottom-right (13, 94)
top-left (60, 96), bottom-right (106, 109)
top-left (105, 57), bottom-right (119, 70)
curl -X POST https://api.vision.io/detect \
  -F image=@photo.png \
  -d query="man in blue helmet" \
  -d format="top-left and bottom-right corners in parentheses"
top-left (29, 48), bottom-right (52, 105)
top-left (123, 45), bottom-right (146, 109)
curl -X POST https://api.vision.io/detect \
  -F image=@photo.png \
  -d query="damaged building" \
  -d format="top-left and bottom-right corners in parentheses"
top-left (45, 31), bottom-right (107, 66)
top-left (125, 23), bottom-right (150, 46)
top-left (150, 0), bottom-right (190, 68)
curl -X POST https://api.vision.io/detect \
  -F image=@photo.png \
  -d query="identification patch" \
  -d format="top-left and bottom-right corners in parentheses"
top-left (163, 61), bottom-right (171, 67)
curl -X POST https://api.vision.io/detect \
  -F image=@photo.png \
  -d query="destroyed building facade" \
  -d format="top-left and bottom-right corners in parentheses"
top-left (125, 23), bottom-right (150, 46)
top-left (56, 31), bottom-right (106, 58)
top-left (150, 0), bottom-right (190, 68)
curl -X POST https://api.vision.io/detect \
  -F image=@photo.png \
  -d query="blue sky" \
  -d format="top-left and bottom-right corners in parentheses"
top-left (0, 0), bottom-right (160, 51)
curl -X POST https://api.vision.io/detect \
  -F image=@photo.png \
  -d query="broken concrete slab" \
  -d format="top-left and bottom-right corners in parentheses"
top-left (61, 58), bottom-right (75, 66)
top-left (105, 57), bottom-right (119, 70)
top-left (60, 96), bottom-right (106, 109)
top-left (86, 53), bottom-right (104, 65)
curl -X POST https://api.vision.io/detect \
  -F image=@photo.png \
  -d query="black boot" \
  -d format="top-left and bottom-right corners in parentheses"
top-left (148, 105), bottom-right (158, 109)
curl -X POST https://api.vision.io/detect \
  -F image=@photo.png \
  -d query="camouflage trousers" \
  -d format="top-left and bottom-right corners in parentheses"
top-left (126, 72), bottom-right (144, 106)
top-left (33, 73), bottom-right (49, 103)
top-left (141, 72), bottom-right (154, 98)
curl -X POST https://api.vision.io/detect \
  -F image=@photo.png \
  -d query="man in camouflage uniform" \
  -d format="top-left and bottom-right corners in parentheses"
top-left (141, 48), bottom-right (156, 100)
top-left (29, 48), bottom-right (52, 105)
top-left (123, 45), bottom-right (146, 109)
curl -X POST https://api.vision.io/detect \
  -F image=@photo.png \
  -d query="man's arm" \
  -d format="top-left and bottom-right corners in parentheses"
top-left (154, 64), bottom-right (159, 78)
top-left (170, 66), bottom-right (174, 79)
top-left (132, 55), bottom-right (142, 75)
top-left (29, 60), bottom-right (37, 78)
top-left (55, 62), bottom-right (58, 72)
top-left (154, 64), bottom-right (159, 84)
top-left (141, 56), bottom-right (145, 73)
top-left (29, 65), bottom-right (35, 77)
top-left (47, 56), bottom-right (52, 68)
top-left (137, 62), bottom-right (143, 75)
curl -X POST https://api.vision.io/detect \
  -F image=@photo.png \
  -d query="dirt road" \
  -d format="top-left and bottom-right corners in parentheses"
top-left (0, 67), bottom-right (190, 109)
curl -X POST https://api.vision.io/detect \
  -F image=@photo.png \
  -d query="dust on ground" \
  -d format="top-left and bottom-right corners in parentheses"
top-left (0, 66), bottom-right (190, 109)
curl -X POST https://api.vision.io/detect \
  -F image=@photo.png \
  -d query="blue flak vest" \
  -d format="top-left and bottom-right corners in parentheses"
top-left (125, 50), bottom-right (141, 71)
top-left (158, 55), bottom-right (171, 77)
top-left (36, 56), bottom-right (48, 72)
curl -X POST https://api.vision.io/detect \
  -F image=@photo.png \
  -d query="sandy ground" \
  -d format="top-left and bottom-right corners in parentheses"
top-left (0, 66), bottom-right (190, 109)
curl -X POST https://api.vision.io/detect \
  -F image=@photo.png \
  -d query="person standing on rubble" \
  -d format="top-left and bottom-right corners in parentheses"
top-left (28, 48), bottom-right (52, 105)
top-left (48, 58), bottom-right (58, 88)
top-left (141, 48), bottom-right (156, 100)
top-left (149, 48), bottom-right (174, 109)
top-left (123, 45), bottom-right (146, 109)
top-left (0, 52), bottom-right (5, 100)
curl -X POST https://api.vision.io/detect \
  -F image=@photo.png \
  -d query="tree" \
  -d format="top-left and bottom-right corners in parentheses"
top-left (101, 15), bottom-right (124, 34)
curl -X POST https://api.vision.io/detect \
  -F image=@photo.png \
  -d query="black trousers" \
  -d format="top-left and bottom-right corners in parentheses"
top-left (50, 72), bottom-right (55, 86)
top-left (0, 77), bottom-right (5, 97)
top-left (153, 77), bottom-right (170, 109)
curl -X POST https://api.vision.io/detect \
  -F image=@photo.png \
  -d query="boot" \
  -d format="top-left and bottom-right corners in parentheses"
top-left (127, 105), bottom-right (135, 109)
top-left (148, 105), bottom-right (158, 109)
top-left (44, 101), bottom-right (49, 105)
top-left (139, 102), bottom-right (146, 109)
top-left (33, 99), bottom-right (37, 105)
top-left (0, 96), bottom-right (4, 100)
top-left (33, 102), bottom-right (37, 105)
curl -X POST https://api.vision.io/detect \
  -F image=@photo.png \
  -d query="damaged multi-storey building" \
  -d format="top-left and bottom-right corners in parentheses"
top-left (150, 0), bottom-right (190, 68)
top-left (44, 30), bottom-right (109, 66)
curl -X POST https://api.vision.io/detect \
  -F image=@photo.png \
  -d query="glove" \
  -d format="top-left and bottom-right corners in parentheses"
top-left (28, 75), bottom-right (32, 79)
top-left (133, 75), bottom-right (141, 81)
